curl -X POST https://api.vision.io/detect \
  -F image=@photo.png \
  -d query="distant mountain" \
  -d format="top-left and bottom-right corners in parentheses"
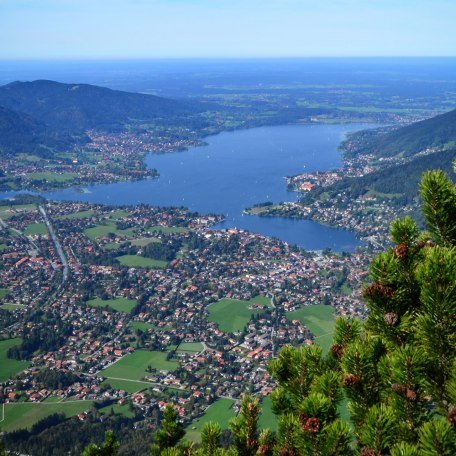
top-left (0, 105), bottom-right (83, 157)
top-left (0, 80), bottom-right (198, 133)
top-left (345, 108), bottom-right (456, 158)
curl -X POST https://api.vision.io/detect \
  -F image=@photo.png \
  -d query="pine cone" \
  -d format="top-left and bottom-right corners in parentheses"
top-left (416, 240), bottom-right (435, 249)
top-left (301, 417), bottom-right (320, 434)
top-left (361, 449), bottom-right (377, 456)
top-left (393, 243), bottom-right (409, 259)
top-left (392, 383), bottom-right (407, 394)
top-left (364, 283), bottom-right (394, 299)
top-left (330, 343), bottom-right (344, 359)
top-left (343, 373), bottom-right (359, 387)
top-left (448, 405), bottom-right (456, 426)
top-left (384, 312), bottom-right (398, 326)
top-left (406, 388), bottom-right (417, 401)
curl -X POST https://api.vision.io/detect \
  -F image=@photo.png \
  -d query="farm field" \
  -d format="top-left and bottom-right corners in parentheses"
top-left (116, 255), bottom-right (167, 269)
top-left (207, 296), bottom-right (271, 333)
top-left (0, 401), bottom-right (93, 432)
top-left (87, 297), bottom-right (137, 313)
top-left (185, 398), bottom-right (236, 442)
top-left (100, 350), bottom-right (177, 381)
top-left (286, 304), bottom-right (336, 352)
top-left (24, 222), bottom-right (47, 235)
top-left (84, 222), bottom-right (136, 240)
top-left (0, 338), bottom-right (29, 382)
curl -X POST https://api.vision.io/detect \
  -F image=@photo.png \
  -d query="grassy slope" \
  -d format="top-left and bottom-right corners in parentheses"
top-left (0, 401), bottom-right (94, 432)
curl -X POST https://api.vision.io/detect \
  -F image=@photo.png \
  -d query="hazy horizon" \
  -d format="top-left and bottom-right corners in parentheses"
top-left (2, 0), bottom-right (456, 59)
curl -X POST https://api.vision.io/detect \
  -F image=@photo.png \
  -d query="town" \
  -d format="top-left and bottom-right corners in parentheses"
top-left (0, 199), bottom-right (371, 436)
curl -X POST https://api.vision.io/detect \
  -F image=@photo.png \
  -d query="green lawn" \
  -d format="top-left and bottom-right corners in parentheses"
top-left (24, 222), bottom-right (48, 236)
top-left (58, 209), bottom-right (95, 220)
top-left (0, 338), bottom-right (29, 382)
top-left (286, 304), bottom-right (336, 352)
top-left (84, 222), bottom-right (136, 240)
top-left (129, 321), bottom-right (155, 332)
top-left (148, 225), bottom-right (188, 234)
top-left (185, 399), bottom-right (236, 442)
top-left (259, 396), bottom-right (278, 432)
top-left (101, 350), bottom-right (178, 381)
top-left (87, 297), bottom-right (137, 313)
top-left (207, 297), bottom-right (270, 333)
top-left (0, 401), bottom-right (93, 432)
top-left (116, 255), bottom-right (167, 269)
top-left (101, 378), bottom-right (148, 394)
top-left (176, 342), bottom-right (204, 354)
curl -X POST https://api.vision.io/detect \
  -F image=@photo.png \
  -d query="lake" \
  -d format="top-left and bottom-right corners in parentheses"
top-left (3, 123), bottom-right (375, 251)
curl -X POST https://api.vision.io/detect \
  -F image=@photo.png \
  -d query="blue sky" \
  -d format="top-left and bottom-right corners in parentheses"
top-left (1, 0), bottom-right (455, 59)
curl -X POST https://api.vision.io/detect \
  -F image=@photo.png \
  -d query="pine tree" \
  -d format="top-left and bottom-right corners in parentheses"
top-left (81, 431), bottom-right (119, 456)
top-left (151, 404), bottom-right (185, 455)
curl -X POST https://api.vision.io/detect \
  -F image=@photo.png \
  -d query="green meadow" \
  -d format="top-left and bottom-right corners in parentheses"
top-left (185, 398), bottom-right (236, 442)
top-left (0, 338), bottom-right (29, 382)
top-left (207, 296), bottom-right (272, 333)
top-left (58, 209), bottom-right (95, 220)
top-left (0, 401), bottom-right (93, 432)
top-left (24, 222), bottom-right (48, 235)
top-left (87, 297), bottom-right (137, 313)
top-left (176, 342), bottom-right (204, 354)
top-left (148, 225), bottom-right (188, 234)
top-left (116, 255), bottom-right (167, 269)
top-left (101, 378), bottom-right (148, 394)
top-left (26, 172), bottom-right (78, 183)
top-left (100, 349), bottom-right (178, 381)
top-left (286, 304), bottom-right (336, 352)
top-left (259, 396), bottom-right (278, 432)
top-left (84, 222), bottom-right (136, 240)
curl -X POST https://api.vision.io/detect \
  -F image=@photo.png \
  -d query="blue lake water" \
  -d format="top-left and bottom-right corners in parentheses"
top-left (4, 124), bottom-right (375, 251)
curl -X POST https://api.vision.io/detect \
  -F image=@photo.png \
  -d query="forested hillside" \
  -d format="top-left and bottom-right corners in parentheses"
top-left (343, 108), bottom-right (456, 158)
top-left (301, 148), bottom-right (456, 208)
top-left (0, 105), bottom-right (85, 157)
top-left (0, 80), bottom-right (199, 133)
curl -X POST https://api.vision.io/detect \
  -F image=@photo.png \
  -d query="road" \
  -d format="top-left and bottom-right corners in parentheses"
top-left (39, 205), bottom-right (69, 284)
